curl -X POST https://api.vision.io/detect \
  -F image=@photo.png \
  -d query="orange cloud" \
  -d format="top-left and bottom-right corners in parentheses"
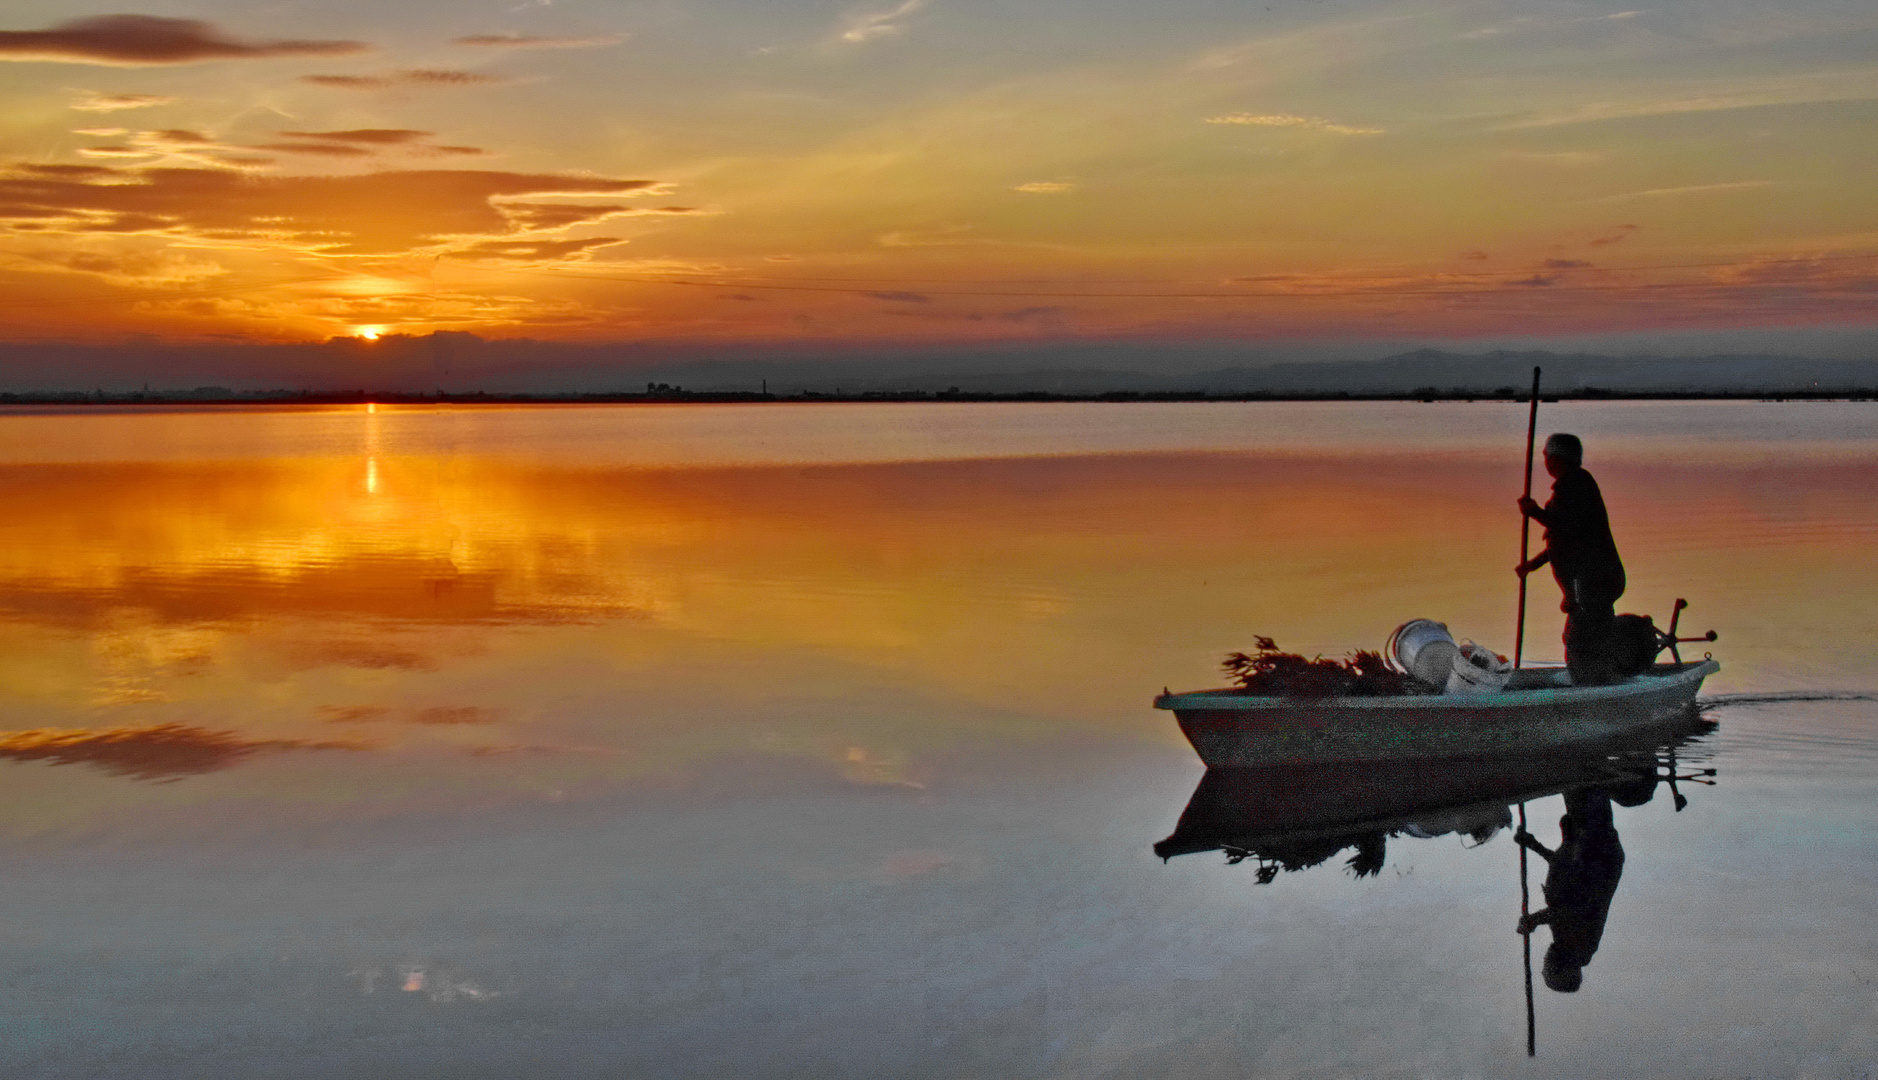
top-left (0, 164), bottom-right (661, 256)
top-left (6, 247), bottom-right (228, 285)
top-left (451, 33), bottom-right (626, 49)
top-left (71, 91), bottom-right (175, 112)
top-left (279, 128), bottom-right (431, 145)
top-left (497, 202), bottom-right (694, 230)
top-left (302, 69), bottom-right (509, 90)
top-left (255, 141), bottom-right (374, 157)
top-left (69, 129), bottom-right (279, 169)
top-left (262, 131), bottom-right (489, 159)
top-left (450, 237), bottom-right (628, 261)
top-left (0, 15), bottom-right (369, 66)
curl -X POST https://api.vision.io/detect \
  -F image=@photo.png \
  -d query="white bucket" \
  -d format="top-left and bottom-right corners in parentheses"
top-left (1447, 640), bottom-right (1513, 694)
top-left (1385, 619), bottom-right (1460, 690)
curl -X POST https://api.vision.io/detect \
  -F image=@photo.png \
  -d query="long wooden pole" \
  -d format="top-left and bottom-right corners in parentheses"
top-left (1519, 801), bottom-right (1535, 1057)
top-left (1514, 370), bottom-right (1543, 1054)
top-left (1514, 366), bottom-right (1543, 670)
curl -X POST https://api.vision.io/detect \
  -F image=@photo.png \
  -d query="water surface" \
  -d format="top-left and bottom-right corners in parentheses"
top-left (0, 401), bottom-right (1872, 1078)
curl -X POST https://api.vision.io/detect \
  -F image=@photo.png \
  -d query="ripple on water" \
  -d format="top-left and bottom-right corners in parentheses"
top-left (1697, 694), bottom-right (1878, 773)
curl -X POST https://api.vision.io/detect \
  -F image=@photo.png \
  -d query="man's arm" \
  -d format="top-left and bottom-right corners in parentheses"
top-left (1517, 495), bottom-right (1555, 527)
top-left (1514, 828), bottom-right (1556, 861)
top-left (1516, 908), bottom-right (1554, 935)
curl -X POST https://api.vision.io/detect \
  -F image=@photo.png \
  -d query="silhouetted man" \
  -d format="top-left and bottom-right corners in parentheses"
top-left (1517, 433), bottom-right (1626, 685)
top-left (1514, 786), bottom-right (1625, 993)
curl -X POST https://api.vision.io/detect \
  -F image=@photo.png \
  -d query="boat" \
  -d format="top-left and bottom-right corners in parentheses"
top-left (1154, 659), bottom-right (1720, 766)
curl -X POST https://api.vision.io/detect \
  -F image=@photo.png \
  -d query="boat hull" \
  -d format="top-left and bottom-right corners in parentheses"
top-left (1153, 710), bottom-right (1715, 860)
top-left (1156, 660), bottom-right (1719, 765)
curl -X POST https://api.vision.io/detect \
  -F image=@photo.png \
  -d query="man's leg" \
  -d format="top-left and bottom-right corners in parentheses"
top-left (1565, 605), bottom-right (1620, 685)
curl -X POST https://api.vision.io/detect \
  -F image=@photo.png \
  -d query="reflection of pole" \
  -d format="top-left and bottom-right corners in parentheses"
top-left (1519, 800), bottom-right (1535, 1057)
top-left (1514, 366), bottom-right (1542, 669)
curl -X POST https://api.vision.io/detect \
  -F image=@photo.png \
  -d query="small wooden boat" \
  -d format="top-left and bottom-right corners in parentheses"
top-left (1155, 659), bottom-right (1720, 766)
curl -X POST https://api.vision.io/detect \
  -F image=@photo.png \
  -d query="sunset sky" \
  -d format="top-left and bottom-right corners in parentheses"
top-left (2, 0), bottom-right (1876, 365)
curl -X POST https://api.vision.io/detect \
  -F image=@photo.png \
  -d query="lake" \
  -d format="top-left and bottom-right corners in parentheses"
top-left (0, 400), bottom-right (1873, 1079)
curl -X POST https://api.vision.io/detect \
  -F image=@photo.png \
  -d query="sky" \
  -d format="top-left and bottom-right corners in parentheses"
top-left (1, 0), bottom-right (1876, 376)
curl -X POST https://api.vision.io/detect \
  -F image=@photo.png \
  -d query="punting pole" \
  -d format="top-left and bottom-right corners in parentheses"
top-left (1514, 366), bottom-right (1542, 670)
top-left (1519, 801), bottom-right (1535, 1057)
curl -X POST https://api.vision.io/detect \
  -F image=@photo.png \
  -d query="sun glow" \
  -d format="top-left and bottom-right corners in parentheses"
top-left (354, 326), bottom-right (386, 341)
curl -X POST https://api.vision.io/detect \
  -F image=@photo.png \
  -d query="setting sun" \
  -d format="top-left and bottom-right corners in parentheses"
top-left (354, 326), bottom-right (385, 341)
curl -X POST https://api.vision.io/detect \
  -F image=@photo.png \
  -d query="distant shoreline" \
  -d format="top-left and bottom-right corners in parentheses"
top-left (2, 387), bottom-right (1873, 407)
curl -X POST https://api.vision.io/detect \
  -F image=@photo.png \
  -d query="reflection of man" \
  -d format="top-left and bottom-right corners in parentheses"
top-left (1514, 787), bottom-right (1625, 993)
top-left (1517, 433), bottom-right (1627, 685)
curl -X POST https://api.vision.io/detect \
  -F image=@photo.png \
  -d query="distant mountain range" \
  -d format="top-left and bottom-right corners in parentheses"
top-left (2, 337), bottom-right (1875, 396)
top-left (659, 348), bottom-right (1878, 395)
top-left (1170, 349), bottom-right (1878, 395)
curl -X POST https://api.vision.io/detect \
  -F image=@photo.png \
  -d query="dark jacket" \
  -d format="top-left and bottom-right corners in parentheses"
top-left (1528, 466), bottom-right (1625, 611)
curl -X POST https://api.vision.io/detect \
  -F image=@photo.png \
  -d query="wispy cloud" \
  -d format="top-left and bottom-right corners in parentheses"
top-left (302, 70), bottom-right (510, 90)
top-left (3, 246), bottom-right (229, 286)
top-left (1586, 181), bottom-right (1775, 204)
top-left (0, 164), bottom-right (662, 257)
top-left (1012, 181), bottom-right (1074, 193)
top-left (496, 202), bottom-right (694, 230)
top-left (452, 33), bottom-right (625, 49)
top-left (280, 128), bottom-right (431, 145)
top-left (1589, 224), bottom-right (1639, 246)
top-left (0, 15), bottom-right (369, 66)
top-left (260, 130), bottom-right (489, 159)
top-left (839, 0), bottom-right (926, 44)
top-left (72, 128), bottom-right (272, 169)
top-left (1503, 70), bottom-right (1878, 129)
top-left (450, 237), bottom-right (628, 262)
top-left (1206, 113), bottom-right (1383, 135)
top-left (1498, 150), bottom-right (1608, 167)
top-left (71, 91), bottom-right (174, 112)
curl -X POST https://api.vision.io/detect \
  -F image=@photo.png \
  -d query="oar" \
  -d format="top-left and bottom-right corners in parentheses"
top-left (1518, 801), bottom-right (1535, 1056)
top-left (1514, 366), bottom-right (1543, 670)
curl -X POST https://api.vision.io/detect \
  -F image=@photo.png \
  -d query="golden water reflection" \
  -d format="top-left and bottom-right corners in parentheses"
top-left (0, 435), bottom-right (1873, 818)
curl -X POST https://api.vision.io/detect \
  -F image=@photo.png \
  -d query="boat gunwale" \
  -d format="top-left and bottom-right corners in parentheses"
top-left (1153, 659), bottom-right (1719, 713)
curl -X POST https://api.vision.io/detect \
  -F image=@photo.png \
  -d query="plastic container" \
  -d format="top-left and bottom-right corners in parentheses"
top-left (1447, 640), bottom-right (1513, 694)
top-left (1385, 619), bottom-right (1461, 691)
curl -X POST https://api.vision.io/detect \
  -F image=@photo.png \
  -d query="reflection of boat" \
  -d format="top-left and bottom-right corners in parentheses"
top-left (1154, 659), bottom-right (1719, 766)
top-left (1153, 714), bottom-right (1716, 873)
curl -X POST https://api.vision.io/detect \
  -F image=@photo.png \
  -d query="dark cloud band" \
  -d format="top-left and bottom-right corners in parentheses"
top-left (0, 15), bottom-right (369, 66)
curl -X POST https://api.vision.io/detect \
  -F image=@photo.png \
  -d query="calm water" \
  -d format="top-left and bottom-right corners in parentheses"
top-left (0, 401), bottom-right (1872, 1079)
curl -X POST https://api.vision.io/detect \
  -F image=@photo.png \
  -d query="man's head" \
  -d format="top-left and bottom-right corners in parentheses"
top-left (1542, 433), bottom-right (1583, 478)
top-left (1543, 945), bottom-right (1585, 992)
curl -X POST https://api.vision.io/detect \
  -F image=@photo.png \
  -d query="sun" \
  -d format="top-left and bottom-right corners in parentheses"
top-left (354, 325), bottom-right (386, 341)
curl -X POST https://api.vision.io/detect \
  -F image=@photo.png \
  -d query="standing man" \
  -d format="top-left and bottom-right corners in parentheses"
top-left (1516, 433), bottom-right (1626, 685)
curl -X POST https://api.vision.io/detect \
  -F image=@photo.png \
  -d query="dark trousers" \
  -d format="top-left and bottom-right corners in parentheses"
top-left (1564, 604), bottom-right (1621, 686)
